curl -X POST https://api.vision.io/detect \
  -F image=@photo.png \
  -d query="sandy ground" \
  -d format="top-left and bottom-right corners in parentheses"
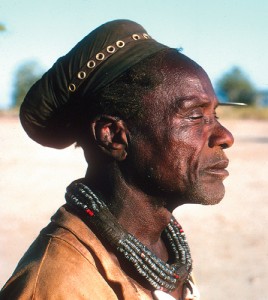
top-left (0, 116), bottom-right (268, 299)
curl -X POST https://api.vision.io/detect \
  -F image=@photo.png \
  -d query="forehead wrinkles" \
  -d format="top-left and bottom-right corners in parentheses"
top-left (163, 68), bottom-right (217, 110)
top-left (174, 96), bottom-right (212, 110)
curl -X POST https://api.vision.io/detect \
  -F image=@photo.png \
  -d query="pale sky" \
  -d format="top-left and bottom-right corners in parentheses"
top-left (1, 0), bottom-right (267, 108)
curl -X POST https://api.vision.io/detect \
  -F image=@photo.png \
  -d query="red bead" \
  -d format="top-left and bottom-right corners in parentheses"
top-left (86, 209), bottom-right (94, 216)
top-left (174, 273), bottom-right (180, 279)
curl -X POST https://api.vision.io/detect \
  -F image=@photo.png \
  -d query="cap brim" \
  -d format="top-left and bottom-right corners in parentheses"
top-left (218, 102), bottom-right (247, 106)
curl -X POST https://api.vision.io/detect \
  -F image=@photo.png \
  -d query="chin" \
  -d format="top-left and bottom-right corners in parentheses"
top-left (187, 181), bottom-right (226, 206)
top-left (199, 194), bottom-right (224, 205)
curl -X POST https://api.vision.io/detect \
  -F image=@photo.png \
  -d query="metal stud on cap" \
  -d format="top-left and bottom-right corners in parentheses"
top-left (132, 34), bottom-right (141, 40)
top-left (143, 33), bottom-right (150, 39)
top-left (116, 40), bottom-right (125, 48)
top-left (107, 45), bottom-right (116, 53)
top-left (87, 60), bottom-right (96, 68)
top-left (96, 52), bottom-right (105, 61)
top-left (68, 83), bottom-right (76, 92)
top-left (77, 71), bottom-right (86, 79)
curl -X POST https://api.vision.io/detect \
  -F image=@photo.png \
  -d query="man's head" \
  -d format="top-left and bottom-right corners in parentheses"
top-left (85, 49), bottom-right (234, 209)
top-left (19, 20), bottom-right (234, 208)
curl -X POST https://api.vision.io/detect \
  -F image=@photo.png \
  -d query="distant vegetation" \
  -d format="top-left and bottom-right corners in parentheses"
top-left (216, 66), bottom-right (257, 106)
top-left (0, 23), bottom-right (6, 31)
top-left (12, 61), bottom-right (44, 108)
top-left (1, 23), bottom-right (44, 110)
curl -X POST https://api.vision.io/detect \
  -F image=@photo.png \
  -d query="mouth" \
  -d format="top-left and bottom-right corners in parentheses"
top-left (203, 160), bottom-right (229, 180)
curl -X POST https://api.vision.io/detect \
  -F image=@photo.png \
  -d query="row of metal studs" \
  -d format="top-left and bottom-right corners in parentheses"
top-left (68, 33), bottom-right (151, 92)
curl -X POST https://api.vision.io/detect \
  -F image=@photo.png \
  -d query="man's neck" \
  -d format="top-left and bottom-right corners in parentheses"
top-left (84, 165), bottom-right (173, 259)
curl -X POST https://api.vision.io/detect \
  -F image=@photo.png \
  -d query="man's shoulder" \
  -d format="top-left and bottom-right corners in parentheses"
top-left (17, 205), bottom-right (99, 271)
top-left (0, 206), bottom-right (118, 299)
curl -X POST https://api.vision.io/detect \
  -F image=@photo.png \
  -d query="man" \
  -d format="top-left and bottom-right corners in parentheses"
top-left (0, 20), bottom-right (234, 299)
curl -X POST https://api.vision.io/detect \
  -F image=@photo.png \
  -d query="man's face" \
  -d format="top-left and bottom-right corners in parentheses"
top-left (124, 53), bottom-right (234, 209)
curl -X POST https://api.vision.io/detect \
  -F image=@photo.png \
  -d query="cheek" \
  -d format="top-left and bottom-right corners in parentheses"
top-left (170, 126), bottom-right (206, 174)
top-left (167, 141), bottom-right (199, 188)
top-left (170, 126), bottom-right (217, 197)
top-left (126, 133), bottom-right (158, 177)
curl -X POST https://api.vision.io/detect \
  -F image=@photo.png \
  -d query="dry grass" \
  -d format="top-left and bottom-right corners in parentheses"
top-left (218, 106), bottom-right (268, 120)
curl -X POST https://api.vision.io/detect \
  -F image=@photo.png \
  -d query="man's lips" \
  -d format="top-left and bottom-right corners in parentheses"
top-left (203, 160), bottom-right (229, 179)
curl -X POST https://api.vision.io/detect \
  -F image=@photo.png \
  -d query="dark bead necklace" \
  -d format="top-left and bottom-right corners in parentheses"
top-left (65, 181), bottom-right (192, 292)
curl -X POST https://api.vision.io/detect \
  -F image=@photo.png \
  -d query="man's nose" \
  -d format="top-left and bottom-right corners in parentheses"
top-left (208, 122), bottom-right (234, 149)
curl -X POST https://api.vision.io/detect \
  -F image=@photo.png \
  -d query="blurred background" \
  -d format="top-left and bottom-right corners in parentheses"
top-left (1, 0), bottom-right (268, 299)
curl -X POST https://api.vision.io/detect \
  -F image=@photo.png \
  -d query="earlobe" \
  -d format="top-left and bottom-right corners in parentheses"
top-left (91, 115), bottom-right (129, 161)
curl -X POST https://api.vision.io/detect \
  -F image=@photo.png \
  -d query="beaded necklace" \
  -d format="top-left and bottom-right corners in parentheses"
top-left (65, 181), bottom-right (192, 292)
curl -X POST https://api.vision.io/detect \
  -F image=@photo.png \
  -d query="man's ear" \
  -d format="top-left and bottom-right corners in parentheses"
top-left (91, 115), bottom-right (129, 161)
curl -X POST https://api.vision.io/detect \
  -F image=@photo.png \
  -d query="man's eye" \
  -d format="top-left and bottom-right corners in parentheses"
top-left (188, 113), bottom-right (219, 123)
top-left (188, 115), bottom-right (203, 120)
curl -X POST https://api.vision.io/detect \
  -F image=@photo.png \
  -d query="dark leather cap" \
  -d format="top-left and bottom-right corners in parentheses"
top-left (20, 19), bottom-right (167, 148)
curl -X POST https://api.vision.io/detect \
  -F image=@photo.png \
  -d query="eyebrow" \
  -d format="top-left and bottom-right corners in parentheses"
top-left (174, 96), bottom-right (215, 110)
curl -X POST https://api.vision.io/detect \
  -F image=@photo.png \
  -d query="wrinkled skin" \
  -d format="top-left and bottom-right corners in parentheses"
top-left (85, 52), bottom-right (234, 299)
top-left (121, 53), bottom-right (234, 210)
